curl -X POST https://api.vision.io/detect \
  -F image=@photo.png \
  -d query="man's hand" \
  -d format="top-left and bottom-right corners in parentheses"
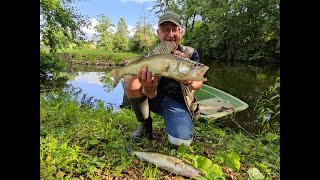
top-left (173, 50), bottom-right (188, 59)
top-left (137, 66), bottom-right (159, 98)
top-left (138, 66), bottom-right (159, 88)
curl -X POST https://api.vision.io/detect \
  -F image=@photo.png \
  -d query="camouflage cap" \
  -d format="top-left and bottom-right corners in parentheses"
top-left (158, 11), bottom-right (181, 27)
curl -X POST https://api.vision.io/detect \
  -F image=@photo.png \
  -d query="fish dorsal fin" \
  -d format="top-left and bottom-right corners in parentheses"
top-left (144, 149), bottom-right (163, 154)
top-left (125, 55), bottom-right (145, 66)
top-left (147, 41), bottom-right (175, 57)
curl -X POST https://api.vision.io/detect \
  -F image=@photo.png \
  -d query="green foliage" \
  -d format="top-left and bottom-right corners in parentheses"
top-left (41, 0), bottom-right (280, 62)
top-left (40, 0), bottom-right (279, 62)
top-left (247, 167), bottom-right (265, 180)
top-left (196, 156), bottom-right (225, 180)
top-left (176, 145), bottom-right (225, 179)
top-left (264, 132), bottom-right (279, 143)
top-left (40, 0), bottom-right (88, 53)
top-left (93, 14), bottom-right (115, 51)
top-left (141, 163), bottom-right (158, 179)
top-left (68, 39), bottom-right (95, 50)
top-left (40, 85), bottom-right (280, 179)
top-left (40, 88), bottom-right (136, 179)
top-left (155, 0), bottom-right (280, 62)
top-left (112, 17), bottom-right (130, 52)
top-left (254, 77), bottom-right (280, 133)
top-left (40, 50), bottom-right (67, 79)
top-left (62, 49), bottom-right (140, 63)
top-left (129, 12), bottom-right (158, 54)
top-left (217, 150), bottom-right (241, 172)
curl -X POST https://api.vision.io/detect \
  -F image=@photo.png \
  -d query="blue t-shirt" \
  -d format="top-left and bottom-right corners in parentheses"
top-left (157, 45), bottom-right (200, 104)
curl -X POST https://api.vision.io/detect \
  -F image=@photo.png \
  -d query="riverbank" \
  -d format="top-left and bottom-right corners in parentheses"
top-left (40, 87), bottom-right (280, 179)
top-left (59, 49), bottom-right (141, 66)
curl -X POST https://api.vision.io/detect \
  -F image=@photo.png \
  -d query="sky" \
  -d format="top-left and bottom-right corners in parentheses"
top-left (68, 72), bottom-right (124, 111)
top-left (71, 0), bottom-right (160, 40)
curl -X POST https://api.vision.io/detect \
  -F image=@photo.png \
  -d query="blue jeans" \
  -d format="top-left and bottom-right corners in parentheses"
top-left (149, 93), bottom-right (194, 146)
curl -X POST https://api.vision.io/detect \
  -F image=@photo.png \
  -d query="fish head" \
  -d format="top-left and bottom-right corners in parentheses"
top-left (176, 58), bottom-right (209, 80)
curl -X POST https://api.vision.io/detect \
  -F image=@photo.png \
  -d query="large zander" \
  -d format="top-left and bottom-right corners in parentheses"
top-left (110, 41), bottom-right (209, 88)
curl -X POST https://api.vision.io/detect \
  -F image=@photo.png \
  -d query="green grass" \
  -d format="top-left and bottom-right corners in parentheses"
top-left (61, 49), bottom-right (141, 63)
top-left (40, 88), bottom-right (280, 180)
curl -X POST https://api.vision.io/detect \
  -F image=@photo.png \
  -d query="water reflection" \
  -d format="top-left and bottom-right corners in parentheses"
top-left (203, 61), bottom-right (280, 135)
top-left (66, 72), bottom-right (124, 111)
top-left (41, 61), bottom-right (279, 136)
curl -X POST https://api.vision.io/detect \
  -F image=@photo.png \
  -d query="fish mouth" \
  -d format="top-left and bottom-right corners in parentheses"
top-left (190, 171), bottom-right (205, 180)
top-left (198, 172), bottom-right (205, 176)
top-left (194, 66), bottom-right (209, 77)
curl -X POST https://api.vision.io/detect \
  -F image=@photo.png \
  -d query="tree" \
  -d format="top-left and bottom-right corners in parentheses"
top-left (152, 0), bottom-right (176, 14)
top-left (40, 0), bottom-right (88, 53)
top-left (93, 14), bottom-right (115, 51)
top-left (151, 0), bottom-right (280, 62)
top-left (112, 17), bottom-right (130, 52)
top-left (129, 10), bottom-right (158, 53)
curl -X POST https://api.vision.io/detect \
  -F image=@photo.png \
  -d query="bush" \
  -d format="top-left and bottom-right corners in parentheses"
top-left (40, 50), bottom-right (66, 79)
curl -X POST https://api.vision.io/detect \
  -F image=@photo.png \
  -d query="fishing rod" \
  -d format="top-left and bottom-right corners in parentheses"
top-left (228, 110), bottom-right (280, 160)
top-left (229, 114), bottom-right (257, 140)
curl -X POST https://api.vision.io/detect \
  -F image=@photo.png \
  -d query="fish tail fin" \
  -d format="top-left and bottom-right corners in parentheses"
top-left (110, 67), bottom-right (121, 88)
top-left (125, 145), bottom-right (133, 155)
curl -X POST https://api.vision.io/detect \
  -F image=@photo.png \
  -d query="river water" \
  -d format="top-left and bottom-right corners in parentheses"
top-left (40, 60), bottom-right (280, 136)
